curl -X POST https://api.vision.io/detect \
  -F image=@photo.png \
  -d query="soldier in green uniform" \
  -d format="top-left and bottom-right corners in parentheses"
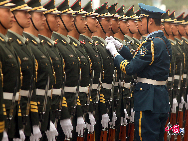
top-left (92, 2), bottom-right (115, 140)
top-left (38, 0), bottom-right (73, 140)
top-left (52, 0), bottom-right (83, 140)
top-left (0, 61), bottom-right (4, 141)
top-left (23, 0), bottom-right (56, 140)
top-left (68, 0), bottom-right (92, 140)
top-left (0, 1), bottom-right (25, 140)
top-left (7, 0), bottom-right (41, 140)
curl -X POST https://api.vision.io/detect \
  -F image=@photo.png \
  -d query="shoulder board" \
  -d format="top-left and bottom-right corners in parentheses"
top-left (32, 40), bottom-right (38, 45)
top-left (80, 40), bottom-right (86, 44)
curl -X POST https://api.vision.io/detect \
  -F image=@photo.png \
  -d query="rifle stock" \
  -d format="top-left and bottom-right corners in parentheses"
top-left (170, 113), bottom-right (176, 141)
top-left (77, 136), bottom-right (84, 141)
top-left (100, 130), bottom-right (107, 141)
top-left (108, 128), bottom-right (115, 141)
top-left (177, 110), bottom-right (183, 141)
top-left (87, 133), bottom-right (94, 141)
top-left (184, 110), bottom-right (188, 141)
top-left (119, 125), bottom-right (126, 141)
top-left (164, 117), bottom-right (169, 141)
top-left (129, 122), bottom-right (135, 141)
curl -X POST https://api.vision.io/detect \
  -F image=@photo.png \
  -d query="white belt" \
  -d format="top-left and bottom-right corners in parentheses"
top-left (114, 82), bottom-right (119, 86)
top-left (168, 77), bottom-right (172, 82)
top-left (79, 86), bottom-right (89, 93)
top-left (20, 90), bottom-right (29, 97)
top-left (183, 74), bottom-right (187, 79)
top-left (3, 92), bottom-right (20, 101)
top-left (36, 89), bottom-right (52, 97)
top-left (64, 86), bottom-right (77, 93)
top-left (122, 82), bottom-right (131, 89)
top-left (137, 77), bottom-right (166, 85)
top-left (52, 88), bottom-right (61, 96)
top-left (102, 83), bottom-right (112, 89)
top-left (92, 84), bottom-right (98, 89)
top-left (174, 75), bottom-right (180, 80)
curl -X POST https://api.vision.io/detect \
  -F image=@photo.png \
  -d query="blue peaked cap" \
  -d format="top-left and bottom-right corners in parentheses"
top-left (138, 3), bottom-right (166, 19)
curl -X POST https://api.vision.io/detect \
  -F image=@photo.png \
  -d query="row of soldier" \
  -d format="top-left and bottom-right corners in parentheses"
top-left (0, 0), bottom-right (186, 141)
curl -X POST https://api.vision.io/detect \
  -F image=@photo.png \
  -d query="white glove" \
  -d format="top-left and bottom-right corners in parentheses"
top-left (109, 112), bottom-right (117, 127)
top-left (31, 125), bottom-right (42, 140)
top-left (76, 117), bottom-right (86, 136)
top-left (185, 94), bottom-right (188, 109)
top-left (171, 98), bottom-right (178, 113)
top-left (106, 42), bottom-right (118, 56)
top-left (60, 118), bottom-right (73, 139)
top-left (45, 121), bottom-right (58, 141)
top-left (105, 36), bottom-right (123, 50)
top-left (87, 112), bottom-right (96, 132)
top-left (123, 109), bottom-right (129, 125)
top-left (101, 114), bottom-right (109, 129)
top-left (130, 108), bottom-right (135, 123)
top-left (2, 131), bottom-right (8, 141)
top-left (30, 133), bottom-right (41, 141)
top-left (19, 129), bottom-right (25, 141)
top-left (179, 96), bottom-right (185, 109)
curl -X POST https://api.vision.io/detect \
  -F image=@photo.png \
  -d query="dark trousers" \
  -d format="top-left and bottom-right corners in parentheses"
top-left (135, 111), bottom-right (168, 141)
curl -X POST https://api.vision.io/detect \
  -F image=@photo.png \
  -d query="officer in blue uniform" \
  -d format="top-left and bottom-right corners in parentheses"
top-left (106, 3), bottom-right (172, 141)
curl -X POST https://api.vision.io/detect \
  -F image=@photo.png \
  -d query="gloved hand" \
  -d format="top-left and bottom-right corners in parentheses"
top-left (13, 129), bottom-right (25, 141)
top-left (2, 131), bottom-right (8, 141)
top-left (30, 133), bottom-right (41, 141)
top-left (31, 125), bottom-right (42, 141)
top-left (109, 112), bottom-right (117, 127)
top-left (130, 108), bottom-right (135, 123)
top-left (105, 36), bottom-right (123, 50)
top-left (76, 116), bottom-right (86, 136)
top-left (45, 121), bottom-right (58, 141)
top-left (101, 114), bottom-right (109, 129)
top-left (60, 118), bottom-right (73, 139)
top-left (106, 42), bottom-right (118, 56)
top-left (124, 109), bottom-right (129, 125)
top-left (171, 98), bottom-right (178, 113)
top-left (185, 95), bottom-right (188, 109)
top-left (87, 112), bottom-right (96, 132)
top-left (179, 96), bottom-right (185, 109)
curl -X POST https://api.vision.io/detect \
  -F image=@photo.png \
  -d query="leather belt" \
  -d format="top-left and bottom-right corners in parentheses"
top-left (52, 88), bottom-right (61, 96)
top-left (36, 89), bottom-right (52, 97)
top-left (20, 90), bottom-right (29, 97)
top-left (137, 77), bottom-right (166, 85)
top-left (3, 92), bottom-right (20, 101)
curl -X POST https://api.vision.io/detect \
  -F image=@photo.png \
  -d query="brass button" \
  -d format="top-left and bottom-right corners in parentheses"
top-left (140, 88), bottom-right (142, 90)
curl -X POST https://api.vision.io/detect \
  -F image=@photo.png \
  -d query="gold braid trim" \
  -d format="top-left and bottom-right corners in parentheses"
top-left (133, 40), bottom-right (147, 58)
top-left (120, 60), bottom-right (129, 74)
top-left (77, 96), bottom-right (81, 106)
top-left (62, 97), bottom-right (68, 107)
top-left (0, 1), bottom-right (9, 6)
top-left (99, 94), bottom-right (105, 103)
top-left (31, 6), bottom-right (43, 11)
top-left (43, 8), bottom-right (57, 14)
top-left (11, 4), bottom-right (28, 11)
top-left (149, 40), bottom-right (154, 65)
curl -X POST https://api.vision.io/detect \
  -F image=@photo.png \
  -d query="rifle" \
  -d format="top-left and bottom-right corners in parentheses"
top-left (128, 108), bottom-right (135, 141)
top-left (23, 75), bottom-right (34, 126)
top-left (100, 129), bottom-right (108, 141)
top-left (87, 69), bottom-right (95, 141)
top-left (39, 75), bottom-right (50, 121)
top-left (108, 70), bottom-right (116, 141)
top-left (184, 107), bottom-right (188, 141)
top-left (8, 77), bottom-right (19, 128)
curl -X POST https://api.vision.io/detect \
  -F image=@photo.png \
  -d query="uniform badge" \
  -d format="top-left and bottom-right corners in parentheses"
top-left (95, 41), bottom-right (98, 46)
top-left (23, 57), bottom-right (29, 60)
top-left (17, 39), bottom-right (22, 44)
top-left (54, 39), bottom-right (58, 44)
top-left (41, 55), bottom-right (46, 58)
top-left (69, 54), bottom-right (74, 57)
top-left (80, 40), bottom-right (86, 44)
top-left (101, 43), bottom-right (105, 46)
top-left (73, 42), bottom-right (77, 46)
top-left (8, 55), bottom-right (12, 58)
top-left (0, 37), bottom-right (4, 42)
top-left (32, 40), bottom-right (37, 45)
top-left (62, 40), bottom-right (66, 44)
top-left (47, 41), bottom-right (52, 46)
top-left (89, 41), bottom-right (92, 44)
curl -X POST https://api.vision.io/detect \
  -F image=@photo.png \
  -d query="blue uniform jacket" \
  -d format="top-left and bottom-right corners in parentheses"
top-left (114, 31), bottom-right (172, 113)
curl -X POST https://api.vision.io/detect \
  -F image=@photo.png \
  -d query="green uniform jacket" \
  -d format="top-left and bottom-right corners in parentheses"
top-left (7, 31), bottom-right (39, 136)
top-left (39, 34), bottom-right (70, 121)
top-left (79, 34), bottom-right (107, 117)
top-left (23, 32), bottom-right (54, 132)
top-left (51, 32), bottom-right (82, 117)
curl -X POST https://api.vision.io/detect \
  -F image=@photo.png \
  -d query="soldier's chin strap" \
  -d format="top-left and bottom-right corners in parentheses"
top-left (30, 18), bottom-right (39, 31)
top-left (129, 28), bottom-right (134, 34)
top-left (164, 28), bottom-right (169, 36)
top-left (138, 29), bottom-right (142, 36)
top-left (186, 31), bottom-right (188, 36)
top-left (147, 17), bottom-right (149, 34)
top-left (119, 27), bottom-right (125, 35)
top-left (14, 15), bottom-right (24, 29)
top-left (97, 17), bottom-right (106, 34)
top-left (74, 20), bottom-right (81, 34)
top-left (172, 31), bottom-right (175, 36)
top-left (59, 15), bottom-right (69, 32)
top-left (178, 30), bottom-right (182, 36)
top-left (45, 14), bottom-right (53, 33)
top-left (111, 28), bottom-right (115, 34)
top-left (0, 21), bottom-right (7, 30)
top-left (86, 24), bottom-right (93, 33)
